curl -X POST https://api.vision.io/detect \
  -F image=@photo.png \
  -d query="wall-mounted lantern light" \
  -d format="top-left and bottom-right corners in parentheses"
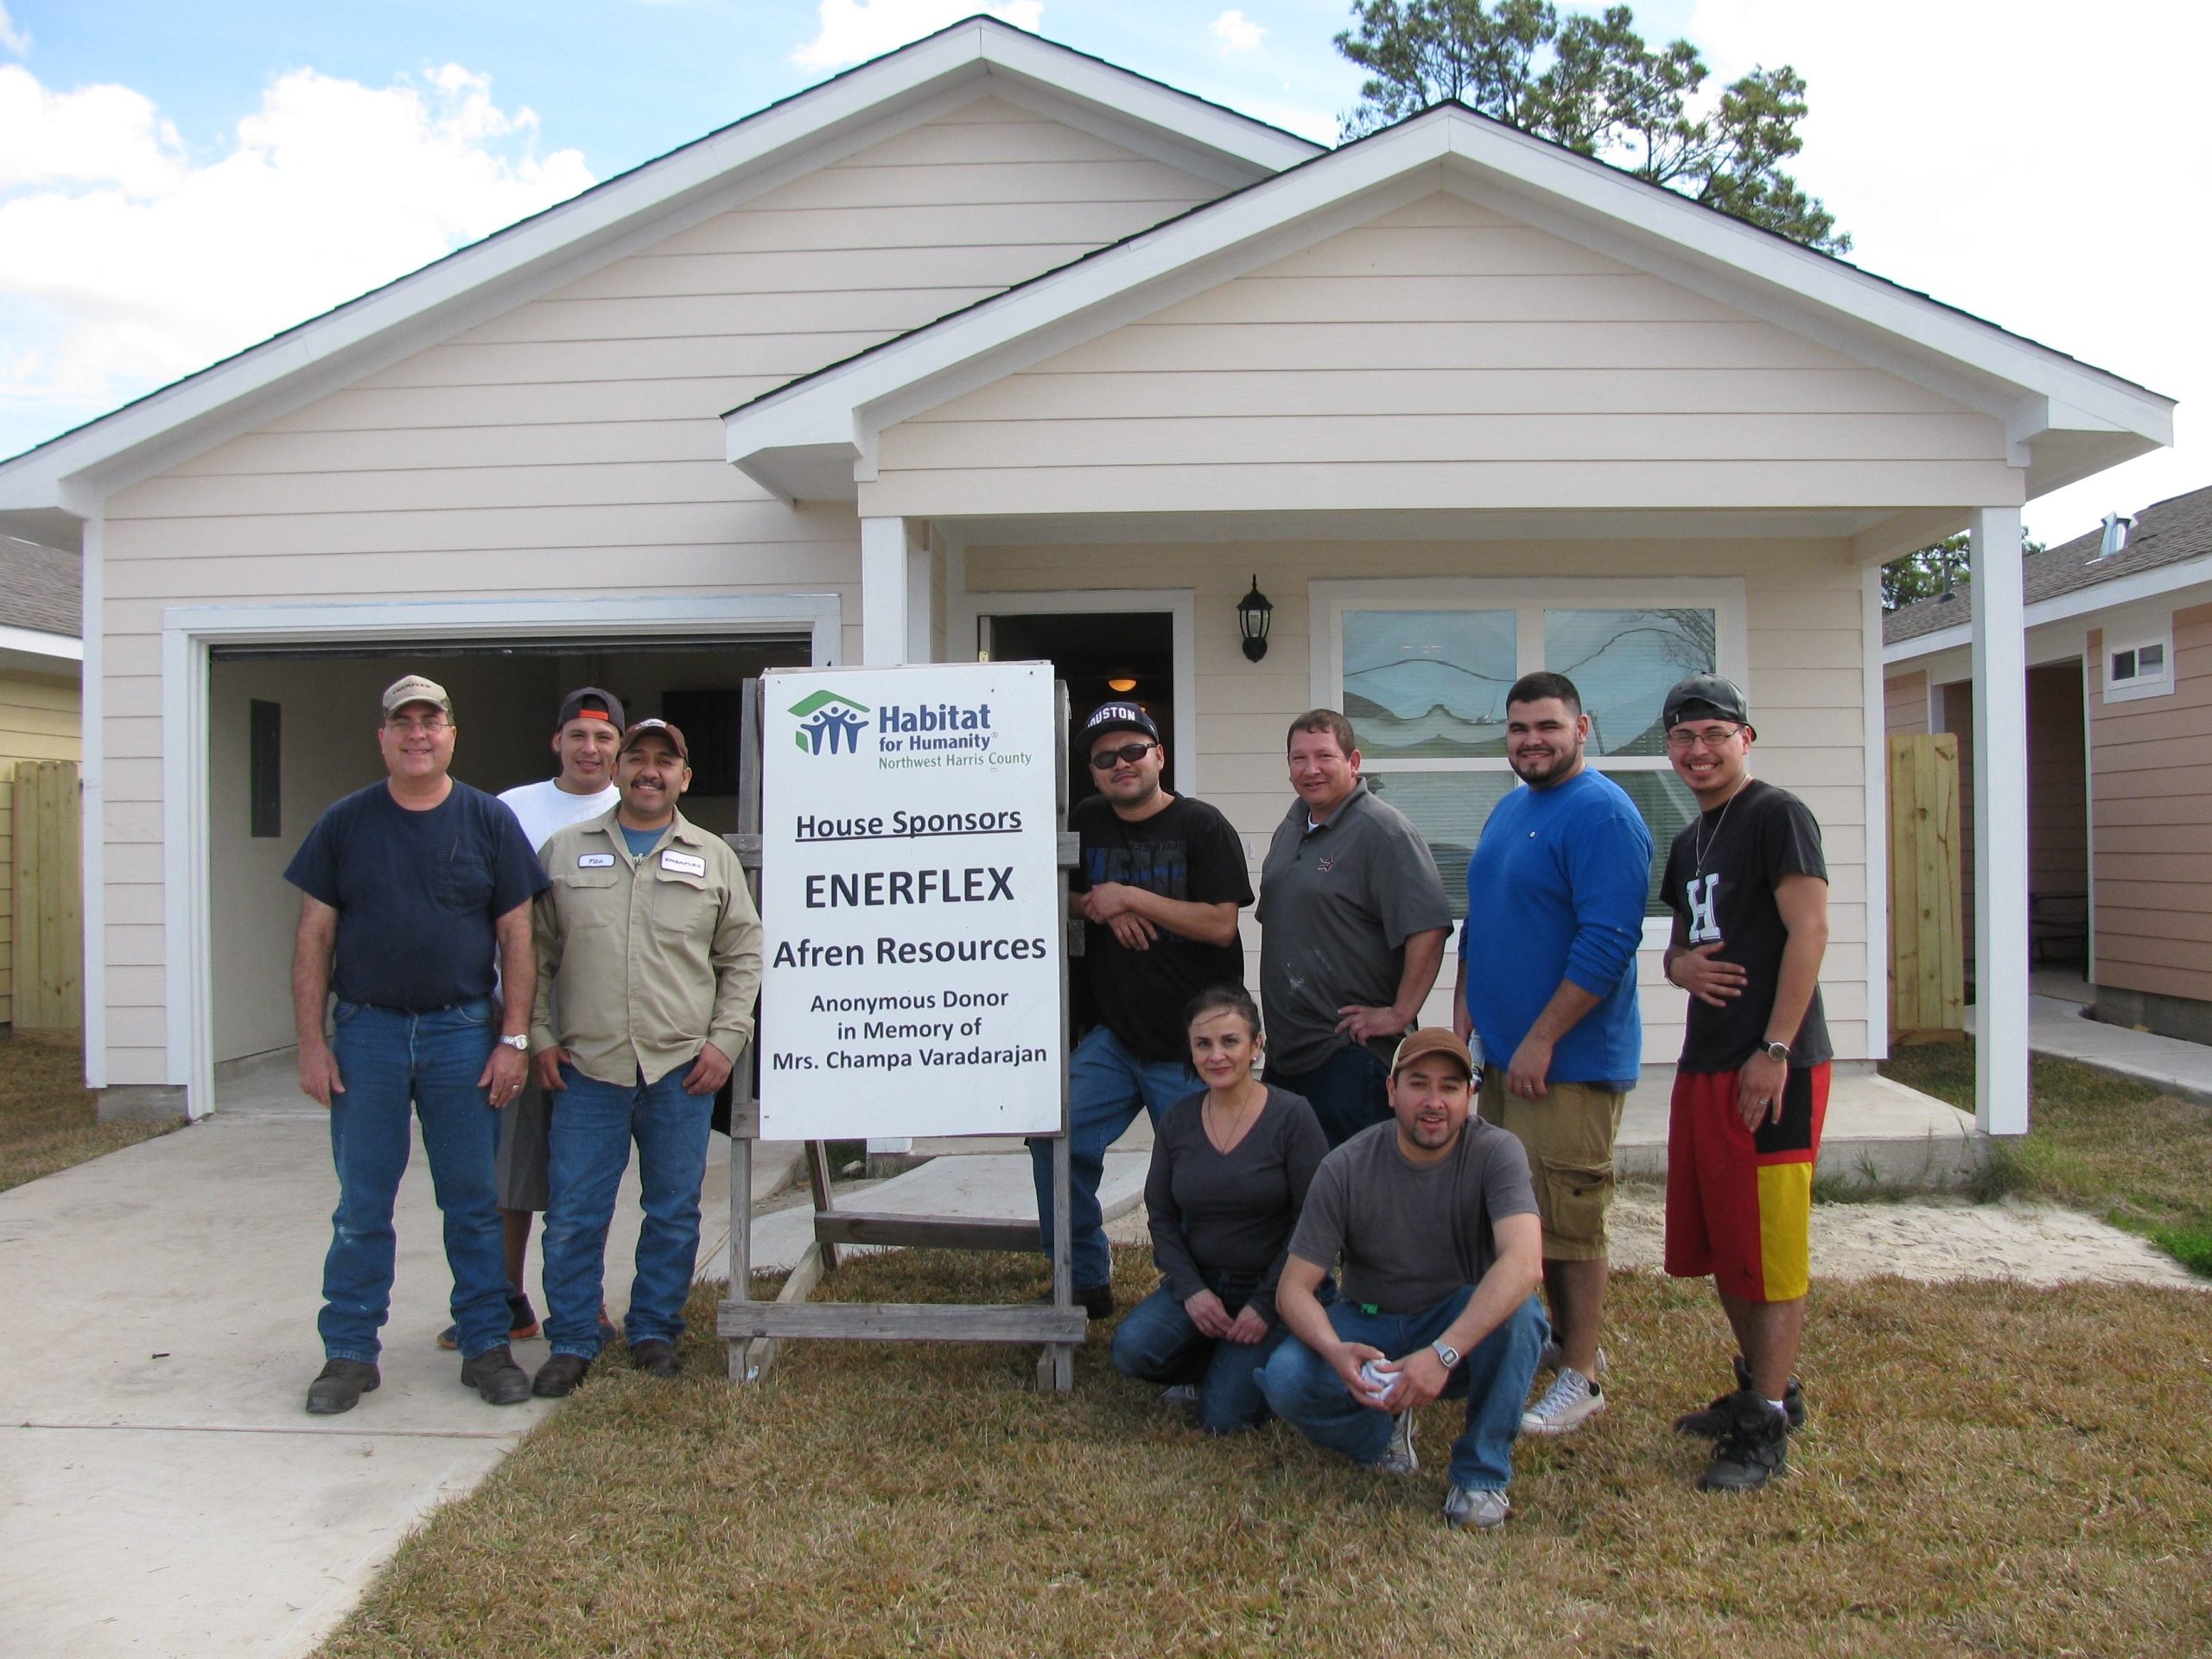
top-left (1236, 575), bottom-right (1274, 664)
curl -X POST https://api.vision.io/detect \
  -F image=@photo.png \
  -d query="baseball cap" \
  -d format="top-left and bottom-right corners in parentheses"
top-left (381, 674), bottom-right (451, 718)
top-left (619, 718), bottom-right (689, 760)
top-left (1080, 701), bottom-right (1161, 748)
top-left (556, 685), bottom-right (626, 732)
top-left (1662, 674), bottom-right (1751, 730)
top-left (1389, 1027), bottom-right (1476, 1081)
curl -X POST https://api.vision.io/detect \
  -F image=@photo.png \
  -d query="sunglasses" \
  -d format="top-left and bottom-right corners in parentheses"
top-left (1088, 741), bottom-right (1157, 769)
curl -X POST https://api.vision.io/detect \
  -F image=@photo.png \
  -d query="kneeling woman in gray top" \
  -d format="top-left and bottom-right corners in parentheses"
top-left (1110, 984), bottom-right (1330, 1433)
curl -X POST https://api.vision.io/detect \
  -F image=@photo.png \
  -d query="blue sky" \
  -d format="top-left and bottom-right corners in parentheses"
top-left (3, 0), bottom-right (2205, 543)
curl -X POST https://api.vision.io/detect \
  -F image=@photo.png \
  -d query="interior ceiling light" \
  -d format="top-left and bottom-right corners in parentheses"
top-left (1106, 675), bottom-right (1138, 693)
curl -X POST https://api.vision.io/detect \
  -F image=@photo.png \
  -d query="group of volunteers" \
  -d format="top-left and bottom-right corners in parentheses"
top-left (290, 677), bottom-right (761, 1414)
top-left (284, 663), bottom-right (1829, 1532)
top-left (1062, 678), bottom-right (1827, 1529)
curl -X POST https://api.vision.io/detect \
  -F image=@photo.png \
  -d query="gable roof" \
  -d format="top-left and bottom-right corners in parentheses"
top-left (723, 99), bottom-right (2173, 505)
top-left (1886, 483), bottom-right (2212, 650)
top-left (0, 17), bottom-right (1319, 550)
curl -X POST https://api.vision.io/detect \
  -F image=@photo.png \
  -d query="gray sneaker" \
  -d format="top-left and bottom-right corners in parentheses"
top-left (1442, 1484), bottom-right (1511, 1529)
top-left (1374, 1408), bottom-right (1419, 1476)
top-left (1160, 1384), bottom-right (1200, 1411)
top-left (1521, 1365), bottom-right (1606, 1436)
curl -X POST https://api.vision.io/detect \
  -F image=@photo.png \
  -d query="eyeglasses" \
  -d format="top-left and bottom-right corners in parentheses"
top-left (1664, 725), bottom-right (1745, 753)
top-left (385, 715), bottom-right (451, 734)
top-left (1088, 741), bottom-right (1157, 769)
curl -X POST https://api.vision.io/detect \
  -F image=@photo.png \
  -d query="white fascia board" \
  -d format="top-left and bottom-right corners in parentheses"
top-left (0, 19), bottom-right (1311, 518)
top-left (726, 121), bottom-right (1453, 476)
top-left (0, 624), bottom-right (81, 661)
top-left (1882, 551), bottom-right (2212, 664)
top-left (1427, 122), bottom-right (2172, 444)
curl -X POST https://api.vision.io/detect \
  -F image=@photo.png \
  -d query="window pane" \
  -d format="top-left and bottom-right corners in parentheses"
top-left (1545, 608), bottom-right (1715, 756)
top-left (2113, 649), bottom-right (2137, 681)
top-left (1363, 770), bottom-right (1515, 919)
top-left (1601, 767), bottom-right (1701, 915)
top-left (2140, 643), bottom-right (2165, 676)
top-left (1344, 610), bottom-right (1516, 760)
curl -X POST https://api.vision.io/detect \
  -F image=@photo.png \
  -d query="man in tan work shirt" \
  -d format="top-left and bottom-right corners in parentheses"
top-left (526, 718), bottom-right (762, 1395)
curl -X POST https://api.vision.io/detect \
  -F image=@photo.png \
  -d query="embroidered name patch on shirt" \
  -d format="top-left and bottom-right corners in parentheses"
top-left (577, 853), bottom-right (615, 868)
top-left (661, 850), bottom-right (708, 877)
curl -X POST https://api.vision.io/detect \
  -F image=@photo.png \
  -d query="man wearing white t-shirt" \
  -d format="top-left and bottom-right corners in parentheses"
top-left (436, 685), bottom-right (625, 1349)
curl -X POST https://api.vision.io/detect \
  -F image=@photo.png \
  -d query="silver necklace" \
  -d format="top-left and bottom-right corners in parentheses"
top-left (1691, 781), bottom-right (1746, 880)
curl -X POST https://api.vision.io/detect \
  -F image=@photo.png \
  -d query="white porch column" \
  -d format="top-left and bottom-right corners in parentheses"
top-left (860, 516), bottom-right (932, 668)
top-left (1969, 504), bottom-right (2030, 1135)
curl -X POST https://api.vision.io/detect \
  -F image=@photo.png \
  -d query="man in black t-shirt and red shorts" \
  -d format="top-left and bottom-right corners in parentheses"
top-left (1656, 675), bottom-right (1831, 1493)
top-left (1028, 701), bottom-right (1254, 1318)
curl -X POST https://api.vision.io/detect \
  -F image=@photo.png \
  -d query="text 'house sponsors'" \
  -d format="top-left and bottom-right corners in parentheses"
top-left (759, 663), bottom-right (1063, 1139)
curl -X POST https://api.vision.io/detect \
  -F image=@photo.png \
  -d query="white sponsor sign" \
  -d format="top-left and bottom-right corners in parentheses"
top-left (759, 662), bottom-right (1062, 1138)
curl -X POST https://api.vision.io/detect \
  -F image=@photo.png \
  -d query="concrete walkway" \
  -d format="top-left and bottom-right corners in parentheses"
top-left (1, 1048), bottom-right (1974, 1657)
top-left (1971, 993), bottom-right (2212, 1105)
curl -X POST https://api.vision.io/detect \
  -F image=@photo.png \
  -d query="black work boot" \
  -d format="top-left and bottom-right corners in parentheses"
top-left (1675, 1356), bottom-right (1805, 1437)
top-left (460, 1344), bottom-right (532, 1406)
top-left (1698, 1389), bottom-right (1789, 1492)
top-left (305, 1358), bottom-right (379, 1415)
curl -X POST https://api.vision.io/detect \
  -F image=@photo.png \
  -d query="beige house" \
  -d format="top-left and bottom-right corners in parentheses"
top-left (1886, 486), bottom-right (2212, 1041)
top-left (0, 535), bottom-right (83, 1027)
top-left (0, 21), bottom-right (2172, 1131)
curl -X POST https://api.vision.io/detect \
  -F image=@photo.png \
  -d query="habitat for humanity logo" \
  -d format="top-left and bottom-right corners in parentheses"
top-left (789, 690), bottom-right (870, 755)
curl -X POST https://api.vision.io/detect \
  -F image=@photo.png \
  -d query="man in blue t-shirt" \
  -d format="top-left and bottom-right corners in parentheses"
top-left (1454, 671), bottom-right (1650, 1439)
top-left (284, 674), bottom-right (550, 1416)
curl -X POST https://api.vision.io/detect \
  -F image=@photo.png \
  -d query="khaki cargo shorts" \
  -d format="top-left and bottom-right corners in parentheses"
top-left (1479, 1072), bottom-right (1625, 1262)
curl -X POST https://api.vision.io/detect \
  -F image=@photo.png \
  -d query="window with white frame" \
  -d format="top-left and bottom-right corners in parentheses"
top-left (1316, 579), bottom-right (1747, 923)
top-left (2104, 620), bottom-right (2173, 703)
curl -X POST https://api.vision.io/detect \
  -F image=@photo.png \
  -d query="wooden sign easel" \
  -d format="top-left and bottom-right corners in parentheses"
top-left (716, 677), bottom-right (1085, 1390)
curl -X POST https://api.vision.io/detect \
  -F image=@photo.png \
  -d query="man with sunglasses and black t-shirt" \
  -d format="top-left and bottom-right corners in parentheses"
top-left (1656, 674), bottom-right (1830, 1494)
top-left (1027, 702), bottom-right (1254, 1319)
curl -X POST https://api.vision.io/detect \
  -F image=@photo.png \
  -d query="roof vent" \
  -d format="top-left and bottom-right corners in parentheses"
top-left (2094, 512), bottom-right (2135, 559)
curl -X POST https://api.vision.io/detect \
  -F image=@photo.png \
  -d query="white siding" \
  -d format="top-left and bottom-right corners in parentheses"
top-left (93, 96), bottom-right (1222, 1084)
top-left (868, 194), bottom-right (2016, 518)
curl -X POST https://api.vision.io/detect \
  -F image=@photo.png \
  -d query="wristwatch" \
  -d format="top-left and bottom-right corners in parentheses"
top-left (498, 1033), bottom-right (531, 1053)
top-left (1762, 1039), bottom-right (1790, 1063)
top-left (1431, 1339), bottom-right (1461, 1369)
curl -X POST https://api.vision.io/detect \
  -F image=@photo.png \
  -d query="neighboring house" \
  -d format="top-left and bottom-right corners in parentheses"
top-left (0, 20), bottom-right (2171, 1132)
top-left (0, 535), bottom-right (85, 1027)
top-left (1885, 485), bottom-right (2212, 1042)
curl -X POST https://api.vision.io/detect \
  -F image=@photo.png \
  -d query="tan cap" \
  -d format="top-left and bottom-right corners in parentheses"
top-left (381, 674), bottom-right (451, 717)
top-left (1389, 1027), bottom-right (1476, 1080)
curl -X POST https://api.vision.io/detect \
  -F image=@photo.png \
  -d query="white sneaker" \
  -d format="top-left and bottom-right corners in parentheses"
top-left (1521, 1366), bottom-right (1606, 1436)
top-left (1443, 1484), bottom-right (1511, 1529)
top-left (1375, 1408), bottom-right (1419, 1475)
top-left (1535, 1340), bottom-right (1608, 1377)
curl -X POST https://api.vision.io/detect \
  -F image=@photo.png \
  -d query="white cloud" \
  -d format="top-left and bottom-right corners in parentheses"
top-left (0, 62), bottom-right (593, 449)
top-left (1687, 0), bottom-right (2212, 544)
top-left (1211, 10), bottom-right (1265, 53)
top-left (0, 4), bottom-right (28, 59)
top-left (792, 0), bottom-right (1044, 72)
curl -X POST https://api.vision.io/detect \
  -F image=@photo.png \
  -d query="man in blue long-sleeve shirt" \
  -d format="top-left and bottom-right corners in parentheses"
top-left (1454, 671), bottom-right (1651, 1438)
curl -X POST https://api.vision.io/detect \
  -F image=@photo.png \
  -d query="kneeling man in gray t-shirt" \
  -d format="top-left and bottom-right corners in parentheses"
top-left (1257, 1028), bottom-right (1546, 1531)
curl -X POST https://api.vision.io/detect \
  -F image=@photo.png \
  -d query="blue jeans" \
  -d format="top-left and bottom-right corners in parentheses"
top-left (321, 1000), bottom-right (509, 1364)
top-left (1027, 1025), bottom-right (1198, 1290)
top-left (1109, 1272), bottom-right (1304, 1435)
top-left (1257, 1288), bottom-right (1547, 1490)
top-left (1266, 1044), bottom-right (1392, 1149)
top-left (541, 1062), bottom-right (714, 1359)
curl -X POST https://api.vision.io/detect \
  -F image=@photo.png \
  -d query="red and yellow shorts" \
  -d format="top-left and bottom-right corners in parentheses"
top-left (1664, 1062), bottom-right (1830, 1303)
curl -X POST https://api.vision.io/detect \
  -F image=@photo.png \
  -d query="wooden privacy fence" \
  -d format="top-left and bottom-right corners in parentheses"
top-left (1887, 734), bottom-right (1964, 1043)
top-left (10, 760), bottom-right (82, 1030)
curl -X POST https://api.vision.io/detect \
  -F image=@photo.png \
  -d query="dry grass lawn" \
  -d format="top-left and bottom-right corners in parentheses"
top-left (0, 1029), bottom-right (183, 1194)
top-left (322, 1247), bottom-right (2212, 1659)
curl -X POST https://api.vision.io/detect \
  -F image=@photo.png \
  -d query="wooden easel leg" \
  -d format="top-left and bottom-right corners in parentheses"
top-left (1037, 1129), bottom-right (1075, 1392)
top-left (805, 1139), bottom-right (842, 1272)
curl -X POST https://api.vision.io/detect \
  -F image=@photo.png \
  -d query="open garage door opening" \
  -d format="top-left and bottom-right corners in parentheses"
top-left (207, 633), bottom-right (810, 1068)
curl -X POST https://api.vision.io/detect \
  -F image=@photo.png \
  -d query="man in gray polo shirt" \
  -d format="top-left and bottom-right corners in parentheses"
top-left (1257, 709), bottom-right (1453, 1146)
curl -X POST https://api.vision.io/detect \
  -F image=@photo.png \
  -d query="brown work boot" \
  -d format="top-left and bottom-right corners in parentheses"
top-left (460, 1344), bottom-right (531, 1406)
top-left (531, 1353), bottom-right (591, 1398)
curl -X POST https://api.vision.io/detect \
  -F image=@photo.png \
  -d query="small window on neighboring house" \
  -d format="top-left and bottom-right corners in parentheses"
top-left (2105, 626), bottom-right (2173, 703)
top-left (250, 700), bottom-right (282, 837)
